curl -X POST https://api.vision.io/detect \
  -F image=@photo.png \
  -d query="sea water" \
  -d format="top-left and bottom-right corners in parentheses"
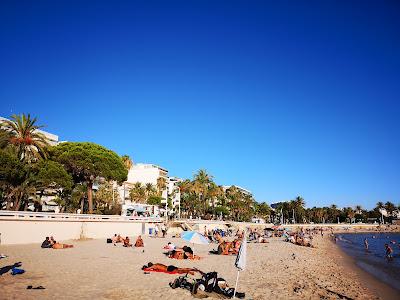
top-left (336, 232), bottom-right (400, 291)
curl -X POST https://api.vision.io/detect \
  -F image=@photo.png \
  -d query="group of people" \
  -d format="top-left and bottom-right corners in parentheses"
top-left (163, 242), bottom-right (200, 260)
top-left (153, 223), bottom-right (168, 238)
top-left (283, 228), bottom-right (314, 247)
top-left (41, 236), bottom-right (73, 249)
top-left (363, 237), bottom-right (396, 261)
top-left (110, 234), bottom-right (144, 247)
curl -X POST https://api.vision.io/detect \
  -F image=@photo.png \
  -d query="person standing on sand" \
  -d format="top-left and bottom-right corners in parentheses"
top-left (161, 224), bottom-right (167, 238)
top-left (364, 238), bottom-right (369, 251)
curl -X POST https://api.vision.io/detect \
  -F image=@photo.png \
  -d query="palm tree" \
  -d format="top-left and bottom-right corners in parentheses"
top-left (177, 179), bottom-right (194, 217)
top-left (121, 155), bottom-right (133, 170)
top-left (0, 114), bottom-right (50, 162)
top-left (207, 183), bottom-right (224, 216)
top-left (355, 205), bottom-right (362, 214)
top-left (193, 169), bottom-right (213, 215)
top-left (385, 202), bottom-right (396, 216)
top-left (129, 182), bottom-right (146, 203)
top-left (329, 204), bottom-right (340, 223)
top-left (145, 183), bottom-right (156, 200)
top-left (156, 177), bottom-right (167, 197)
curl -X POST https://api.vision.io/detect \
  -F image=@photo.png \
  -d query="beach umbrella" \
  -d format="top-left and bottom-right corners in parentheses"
top-left (233, 235), bottom-right (247, 298)
top-left (180, 231), bottom-right (209, 245)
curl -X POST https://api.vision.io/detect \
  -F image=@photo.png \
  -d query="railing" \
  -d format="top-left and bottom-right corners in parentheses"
top-left (0, 210), bottom-right (162, 222)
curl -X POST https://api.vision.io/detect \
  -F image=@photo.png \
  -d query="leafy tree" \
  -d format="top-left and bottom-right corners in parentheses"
top-left (0, 149), bottom-right (29, 210)
top-left (385, 201), bottom-right (396, 216)
top-left (145, 183), bottom-right (157, 198)
top-left (156, 177), bottom-right (167, 196)
top-left (255, 202), bottom-right (271, 221)
top-left (121, 155), bottom-right (133, 170)
top-left (30, 159), bottom-right (73, 211)
top-left (0, 114), bottom-right (50, 162)
top-left (32, 160), bottom-right (73, 192)
top-left (94, 182), bottom-right (119, 214)
top-left (129, 182), bottom-right (146, 203)
top-left (50, 142), bottom-right (127, 213)
top-left (147, 195), bottom-right (163, 206)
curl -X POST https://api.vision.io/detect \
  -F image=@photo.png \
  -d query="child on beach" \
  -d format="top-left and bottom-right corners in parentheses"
top-left (384, 244), bottom-right (393, 261)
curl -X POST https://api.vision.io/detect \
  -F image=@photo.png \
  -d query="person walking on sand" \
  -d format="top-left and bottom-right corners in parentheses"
top-left (364, 238), bottom-right (369, 251)
top-left (161, 224), bottom-right (167, 238)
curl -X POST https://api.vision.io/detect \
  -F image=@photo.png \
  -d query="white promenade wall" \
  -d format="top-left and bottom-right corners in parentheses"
top-left (0, 211), bottom-right (161, 245)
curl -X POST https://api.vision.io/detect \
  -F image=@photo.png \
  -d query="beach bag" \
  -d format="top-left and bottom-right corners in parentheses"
top-left (11, 267), bottom-right (25, 275)
top-left (107, 238), bottom-right (112, 243)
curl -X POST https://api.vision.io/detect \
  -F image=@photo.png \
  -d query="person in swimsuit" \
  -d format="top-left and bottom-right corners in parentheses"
top-left (385, 244), bottom-right (393, 261)
top-left (123, 237), bottom-right (132, 247)
top-left (134, 235), bottom-right (144, 247)
top-left (364, 238), bottom-right (369, 251)
top-left (52, 242), bottom-right (74, 249)
top-left (142, 262), bottom-right (202, 275)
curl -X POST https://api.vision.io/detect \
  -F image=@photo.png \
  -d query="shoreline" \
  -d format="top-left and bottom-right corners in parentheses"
top-left (328, 235), bottom-right (399, 300)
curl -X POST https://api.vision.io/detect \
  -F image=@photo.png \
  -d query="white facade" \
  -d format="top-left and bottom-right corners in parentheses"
top-left (222, 185), bottom-right (252, 197)
top-left (167, 177), bottom-right (182, 210)
top-left (118, 164), bottom-right (181, 215)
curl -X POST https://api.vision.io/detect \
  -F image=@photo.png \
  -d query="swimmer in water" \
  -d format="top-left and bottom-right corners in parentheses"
top-left (384, 244), bottom-right (393, 261)
top-left (364, 238), bottom-right (369, 251)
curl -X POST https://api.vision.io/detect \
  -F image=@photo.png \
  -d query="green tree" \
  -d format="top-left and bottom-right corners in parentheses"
top-left (193, 169), bottom-right (213, 215)
top-left (31, 159), bottom-right (73, 211)
top-left (147, 195), bottom-right (163, 206)
top-left (255, 202), bottom-right (271, 221)
top-left (385, 201), bottom-right (396, 216)
top-left (32, 160), bottom-right (73, 192)
top-left (94, 182), bottom-right (119, 214)
top-left (0, 114), bottom-right (50, 162)
top-left (50, 142), bottom-right (127, 213)
top-left (129, 182), bottom-right (146, 203)
top-left (0, 149), bottom-right (29, 210)
top-left (145, 183), bottom-right (157, 199)
top-left (121, 155), bottom-right (133, 170)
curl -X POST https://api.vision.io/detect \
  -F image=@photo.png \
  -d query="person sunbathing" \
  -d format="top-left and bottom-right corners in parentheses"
top-left (163, 242), bottom-right (176, 251)
top-left (134, 235), bottom-right (144, 247)
top-left (168, 249), bottom-right (200, 260)
top-left (232, 239), bottom-right (241, 254)
top-left (52, 242), bottom-right (74, 249)
top-left (123, 237), bottom-right (132, 247)
top-left (115, 234), bottom-right (124, 243)
top-left (41, 237), bottom-right (52, 248)
top-left (142, 262), bottom-right (203, 275)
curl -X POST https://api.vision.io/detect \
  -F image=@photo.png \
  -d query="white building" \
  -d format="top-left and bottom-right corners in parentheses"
top-left (118, 163), bottom-right (181, 215)
top-left (222, 185), bottom-right (253, 197)
top-left (167, 177), bottom-right (182, 213)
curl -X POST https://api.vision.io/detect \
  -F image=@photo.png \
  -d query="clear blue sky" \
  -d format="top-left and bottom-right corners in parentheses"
top-left (1, 1), bottom-right (399, 209)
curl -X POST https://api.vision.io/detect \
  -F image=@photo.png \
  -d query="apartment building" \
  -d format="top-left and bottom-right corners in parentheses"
top-left (118, 164), bottom-right (181, 215)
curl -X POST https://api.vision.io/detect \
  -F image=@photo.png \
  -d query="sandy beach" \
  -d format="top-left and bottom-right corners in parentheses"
top-left (1, 232), bottom-right (397, 300)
